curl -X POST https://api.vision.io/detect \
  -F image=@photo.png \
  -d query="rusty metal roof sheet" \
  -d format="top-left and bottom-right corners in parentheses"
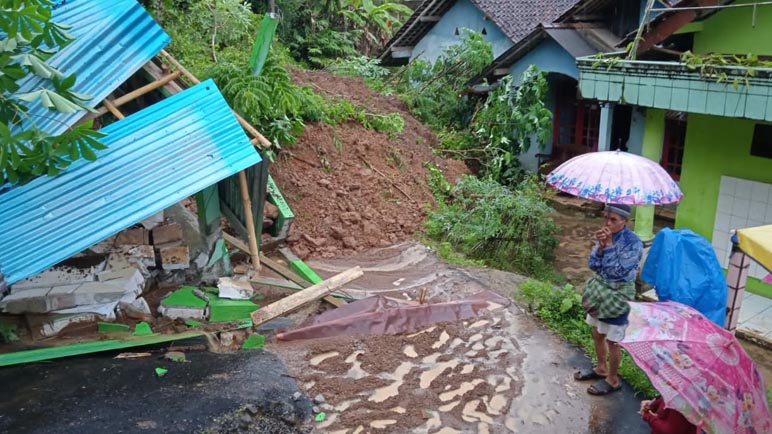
top-left (0, 80), bottom-right (261, 285)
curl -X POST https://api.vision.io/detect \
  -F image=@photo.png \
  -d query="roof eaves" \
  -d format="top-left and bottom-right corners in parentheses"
top-left (469, 24), bottom-right (548, 85)
top-left (379, 0), bottom-right (455, 64)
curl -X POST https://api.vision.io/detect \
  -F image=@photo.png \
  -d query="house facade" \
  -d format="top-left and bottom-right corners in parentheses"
top-left (381, 0), bottom-right (579, 67)
top-left (578, 0), bottom-right (772, 296)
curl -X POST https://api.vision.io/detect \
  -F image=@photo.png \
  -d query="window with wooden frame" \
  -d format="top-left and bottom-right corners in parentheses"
top-left (552, 83), bottom-right (600, 158)
top-left (661, 113), bottom-right (687, 180)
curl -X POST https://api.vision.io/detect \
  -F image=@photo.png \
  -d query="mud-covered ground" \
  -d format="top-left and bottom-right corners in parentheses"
top-left (268, 242), bottom-right (651, 434)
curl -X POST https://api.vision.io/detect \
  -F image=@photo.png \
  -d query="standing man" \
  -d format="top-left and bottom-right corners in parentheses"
top-left (574, 204), bottom-right (643, 396)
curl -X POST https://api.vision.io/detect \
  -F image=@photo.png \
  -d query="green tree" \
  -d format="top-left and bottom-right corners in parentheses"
top-left (470, 65), bottom-right (552, 185)
top-left (0, 0), bottom-right (105, 185)
top-left (339, 0), bottom-right (412, 56)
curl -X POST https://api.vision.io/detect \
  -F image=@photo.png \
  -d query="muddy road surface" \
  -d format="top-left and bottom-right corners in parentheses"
top-left (1, 242), bottom-right (651, 434)
top-left (268, 242), bottom-right (651, 434)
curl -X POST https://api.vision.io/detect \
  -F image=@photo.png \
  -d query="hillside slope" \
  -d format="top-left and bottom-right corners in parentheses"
top-left (270, 69), bottom-right (468, 259)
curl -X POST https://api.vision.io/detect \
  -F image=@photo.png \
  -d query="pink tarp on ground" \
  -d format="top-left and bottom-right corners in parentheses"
top-left (276, 290), bottom-right (510, 341)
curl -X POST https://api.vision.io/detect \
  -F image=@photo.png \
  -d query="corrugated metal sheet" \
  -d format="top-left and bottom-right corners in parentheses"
top-left (0, 80), bottom-right (261, 285)
top-left (13, 0), bottom-right (169, 135)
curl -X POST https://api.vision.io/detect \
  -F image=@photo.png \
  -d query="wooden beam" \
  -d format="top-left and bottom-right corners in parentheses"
top-left (223, 231), bottom-right (251, 252)
top-left (142, 61), bottom-right (185, 94)
top-left (102, 99), bottom-right (125, 120)
top-left (260, 252), bottom-right (348, 308)
top-left (238, 171), bottom-right (261, 270)
top-left (636, 0), bottom-right (719, 53)
top-left (250, 267), bottom-right (363, 326)
top-left (89, 71), bottom-right (181, 118)
top-left (222, 232), bottom-right (348, 308)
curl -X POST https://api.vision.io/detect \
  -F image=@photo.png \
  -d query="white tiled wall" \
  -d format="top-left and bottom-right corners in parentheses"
top-left (713, 176), bottom-right (772, 280)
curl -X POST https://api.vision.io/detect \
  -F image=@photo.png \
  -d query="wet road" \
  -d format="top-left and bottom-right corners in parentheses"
top-left (305, 242), bottom-right (652, 433)
top-left (0, 242), bottom-right (654, 433)
top-left (0, 340), bottom-right (312, 434)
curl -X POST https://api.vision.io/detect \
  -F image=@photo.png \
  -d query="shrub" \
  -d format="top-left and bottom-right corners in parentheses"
top-left (426, 175), bottom-right (558, 278)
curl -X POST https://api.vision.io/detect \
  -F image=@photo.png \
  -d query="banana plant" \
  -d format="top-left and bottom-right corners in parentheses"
top-left (339, 0), bottom-right (412, 55)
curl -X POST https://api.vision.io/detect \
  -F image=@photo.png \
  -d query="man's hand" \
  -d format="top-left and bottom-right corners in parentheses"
top-left (639, 400), bottom-right (652, 415)
top-left (594, 227), bottom-right (613, 250)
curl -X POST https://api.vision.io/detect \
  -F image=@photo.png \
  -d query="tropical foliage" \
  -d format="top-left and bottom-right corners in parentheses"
top-left (0, 0), bottom-right (105, 185)
top-left (425, 174), bottom-right (559, 278)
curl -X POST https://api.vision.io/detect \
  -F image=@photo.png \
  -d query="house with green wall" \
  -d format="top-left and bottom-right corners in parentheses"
top-left (578, 0), bottom-right (772, 297)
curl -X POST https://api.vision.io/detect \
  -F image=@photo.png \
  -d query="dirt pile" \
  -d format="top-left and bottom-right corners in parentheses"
top-left (270, 70), bottom-right (467, 259)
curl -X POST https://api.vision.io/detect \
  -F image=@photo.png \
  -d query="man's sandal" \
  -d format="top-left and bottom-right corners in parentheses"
top-left (573, 368), bottom-right (606, 381)
top-left (587, 380), bottom-right (622, 396)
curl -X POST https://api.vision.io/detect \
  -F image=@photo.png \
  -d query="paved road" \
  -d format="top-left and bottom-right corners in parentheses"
top-left (0, 341), bottom-right (312, 434)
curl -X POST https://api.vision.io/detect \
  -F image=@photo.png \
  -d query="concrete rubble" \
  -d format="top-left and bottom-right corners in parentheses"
top-left (0, 211), bottom-right (206, 339)
top-left (217, 277), bottom-right (255, 300)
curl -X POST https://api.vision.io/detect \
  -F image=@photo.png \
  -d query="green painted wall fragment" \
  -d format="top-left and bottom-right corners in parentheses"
top-left (208, 238), bottom-right (233, 276)
top-left (161, 286), bottom-right (208, 309)
top-left (0, 331), bottom-right (204, 367)
top-left (0, 322), bottom-right (19, 342)
top-left (98, 322), bottom-right (130, 333)
top-left (267, 175), bottom-right (294, 238)
top-left (195, 185), bottom-right (221, 233)
top-left (133, 322), bottom-right (154, 336)
top-left (242, 334), bottom-right (265, 350)
top-left (289, 260), bottom-right (323, 284)
top-left (208, 297), bottom-right (259, 323)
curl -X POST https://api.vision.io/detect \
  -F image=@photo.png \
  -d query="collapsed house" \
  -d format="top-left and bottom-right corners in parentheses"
top-left (0, 0), bottom-right (287, 357)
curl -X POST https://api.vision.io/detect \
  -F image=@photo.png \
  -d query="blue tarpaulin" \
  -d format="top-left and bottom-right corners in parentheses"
top-left (641, 228), bottom-right (727, 326)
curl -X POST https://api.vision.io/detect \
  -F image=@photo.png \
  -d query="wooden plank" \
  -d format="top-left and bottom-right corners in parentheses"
top-left (250, 267), bottom-right (363, 326)
top-left (249, 277), bottom-right (303, 291)
top-left (261, 254), bottom-right (347, 308)
top-left (238, 170), bottom-right (261, 270)
top-left (223, 233), bottom-right (348, 308)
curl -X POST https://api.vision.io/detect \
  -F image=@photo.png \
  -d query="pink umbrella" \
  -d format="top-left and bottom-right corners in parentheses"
top-left (622, 301), bottom-right (772, 434)
top-left (546, 150), bottom-right (683, 205)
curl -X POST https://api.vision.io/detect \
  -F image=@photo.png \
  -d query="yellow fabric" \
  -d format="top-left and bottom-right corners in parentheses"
top-left (737, 225), bottom-right (772, 272)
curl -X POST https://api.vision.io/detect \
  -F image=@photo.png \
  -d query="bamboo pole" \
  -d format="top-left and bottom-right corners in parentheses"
top-left (158, 49), bottom-right (273, 148)
top-left (238, 171), bottom-right (261, 271)
top-left (102, 99), bottom-right (125, 120)
top-left (90, 71), bottom-right (181, 118)
top-left (150, 52), bottom-right (265, 273)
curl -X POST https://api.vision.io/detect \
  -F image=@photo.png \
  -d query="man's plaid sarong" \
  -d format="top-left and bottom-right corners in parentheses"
top-left (581, 274), bottom-right (635, 320)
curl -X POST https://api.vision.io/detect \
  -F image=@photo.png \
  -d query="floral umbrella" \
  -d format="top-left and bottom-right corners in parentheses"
top-left (622, 301), bottom-right (772, 434)
top-left (546, 150), bottom-right (683, 205)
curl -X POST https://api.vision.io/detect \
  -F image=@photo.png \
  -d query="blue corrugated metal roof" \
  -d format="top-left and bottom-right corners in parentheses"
top-left (0, 80), bottom-right (262, 285)
top-left (13, 0), bottom-right (170, 135)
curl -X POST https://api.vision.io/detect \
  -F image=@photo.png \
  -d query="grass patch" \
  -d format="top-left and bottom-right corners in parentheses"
top-left (516, 279), bottom-right (658, 398)
top-left (434, 241), bottom-right (486, 268)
